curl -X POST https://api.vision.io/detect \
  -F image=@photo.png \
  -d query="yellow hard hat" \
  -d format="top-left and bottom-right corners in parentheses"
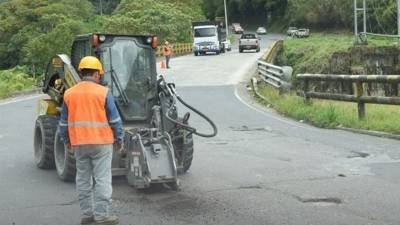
top-left (78, 56), bottom-right (104, 75)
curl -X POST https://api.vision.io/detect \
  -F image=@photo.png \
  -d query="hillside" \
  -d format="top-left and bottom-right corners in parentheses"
top-left (203, 0), bottom-right (397, 34)
top-left (0, 0), bottom-right (204, 73)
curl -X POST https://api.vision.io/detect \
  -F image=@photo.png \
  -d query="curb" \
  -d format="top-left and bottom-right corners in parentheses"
top-left (250, 77), bottom-right (271, 104)
top-left (251, 77), bottom-right (400, 141)
top-left (336, 126), bottom-right (400, 140)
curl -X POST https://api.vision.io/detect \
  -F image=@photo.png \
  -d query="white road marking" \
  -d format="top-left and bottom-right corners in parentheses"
top-left (0, 94), bottom-right (43, 107)
top-left (233, 86), bottom-right (315, 130)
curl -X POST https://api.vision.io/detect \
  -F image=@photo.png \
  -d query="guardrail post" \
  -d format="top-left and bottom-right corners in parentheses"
top-left (355, 81), bottom-right (366, 119)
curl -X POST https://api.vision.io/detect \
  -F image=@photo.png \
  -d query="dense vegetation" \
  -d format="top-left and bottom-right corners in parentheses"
top-left (277, 32), bottom-right (398, 77)
top-left (104, 0), bottom-right (204, 43)
top-left (203, 0), bottom-right (398, 33)
top-left (0, 66), bottom-right (36, 98)
top-left (0, 0), bottom-right (204, 75)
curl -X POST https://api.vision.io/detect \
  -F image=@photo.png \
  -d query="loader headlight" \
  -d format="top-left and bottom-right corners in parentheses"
top-left (99, 35), bottom-right (106, 42)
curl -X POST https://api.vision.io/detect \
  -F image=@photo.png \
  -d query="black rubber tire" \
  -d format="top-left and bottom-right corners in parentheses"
top-left (34, 115), bottom-right (58, 169)
top-left (216, 51), bottom-right (220, 55)
top-left (54, 130), bottom-right (76, 182)
top-left (256, 48), bottom-right (260, 52)
top-left (194, 52), bottom-right (198, 56)
top-left (239, 48), bottom-right (243, 53)
top-left (173, 130), bottom-right (194, 174)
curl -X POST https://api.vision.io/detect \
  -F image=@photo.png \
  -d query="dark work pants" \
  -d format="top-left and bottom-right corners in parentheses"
top-left (166, 55), bottom-right (171, 68)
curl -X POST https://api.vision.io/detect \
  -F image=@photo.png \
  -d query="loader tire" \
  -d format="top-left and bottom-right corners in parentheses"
top-left (54, 130), bottom-right (76, 182)
top-left (173, 131), bottom-right (194, 174)
top-left (34, 115), bottom-right (58, 169)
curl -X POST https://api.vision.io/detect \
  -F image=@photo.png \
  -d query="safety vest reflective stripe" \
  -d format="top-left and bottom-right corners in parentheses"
top-left (68, 121), bottom-right (110, 127)
top-left (109, 117), bottom-right (121, 124)
top-left (59, 121), bottom-right (68, 127)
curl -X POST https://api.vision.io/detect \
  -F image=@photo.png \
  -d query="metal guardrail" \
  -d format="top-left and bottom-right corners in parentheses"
top-left (257, 60), bottom-right (293, 93)
top-left (261, 40), bottom-right (283, 63)
top-left (363, 32), bottom-right (400, 38)
top-left (156, 43), bottom-right (192, 57)
top-left (297, 73), bottom-right (400, 119)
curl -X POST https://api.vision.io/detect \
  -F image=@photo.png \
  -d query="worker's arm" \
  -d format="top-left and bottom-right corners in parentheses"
top-left (105, 90), bottom-right (123, 144)
top-left (59, 102), bottom-right (70, 145)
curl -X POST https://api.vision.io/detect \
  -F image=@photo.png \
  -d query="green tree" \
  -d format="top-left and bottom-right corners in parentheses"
top-left (105, 0), bottom-right (204, 42)
top-left (89, 0), bottom-right (121, 15)
top-left (0, 0), bottom-right (96, 72)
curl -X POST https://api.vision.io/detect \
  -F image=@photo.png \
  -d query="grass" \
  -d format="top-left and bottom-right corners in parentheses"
top-left (0, 66), bottom-right (38, 99)
top-left (277, 32), bottom-right (400, 77)
top-left (267, 32), bottom-right (400, 134)
top-left (256, 83), bottom-right (400, 134)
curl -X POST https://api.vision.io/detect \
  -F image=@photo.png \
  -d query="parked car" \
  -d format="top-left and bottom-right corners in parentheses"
top-left (295, 28), bottom-right (310, 38)
top-left (256, 27), bottom-right (267, 35)
top-left (232, 23), bottom-right (244, 34)
top-left (222, 39), bottom-right (232, 51)
top-left (287, 27), bottom-right (298, 36)
top-left (239, 33), bottom-right (260, 53)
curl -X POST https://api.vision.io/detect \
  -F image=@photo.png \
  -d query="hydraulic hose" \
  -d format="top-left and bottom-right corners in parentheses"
top-left (164, 84), bottom-right (218, 138)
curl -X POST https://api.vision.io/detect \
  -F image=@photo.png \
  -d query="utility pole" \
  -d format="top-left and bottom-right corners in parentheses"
top-left (224, 0), bottom-right (229, 37)
top-left (354, 0), bottom-right (358, 37)
top-left (354, 0), bottom-right (367, 45)
top-left (398, 0), bottom-right (400, 42)
top-left (363, 0), bottom-right (366, 34)
top-left (99, 0), bottom-right (103, 16)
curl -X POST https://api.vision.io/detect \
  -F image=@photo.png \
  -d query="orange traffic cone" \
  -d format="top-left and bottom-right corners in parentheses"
top-left (160, 60), bottom-right (166, 69)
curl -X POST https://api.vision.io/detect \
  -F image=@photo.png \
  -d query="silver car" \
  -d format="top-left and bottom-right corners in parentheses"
top-left (256, 27), bottom-right (267, 35)
top-left (287, 27), bottom-right (298, 36)
top-left (295, 28), bottom-right (310, 38)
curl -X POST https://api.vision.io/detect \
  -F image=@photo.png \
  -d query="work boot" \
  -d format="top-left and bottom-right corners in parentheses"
top-left (95, 215), bottom-right (119, 225)
top-left (81, 215), bottom-right (95, 224)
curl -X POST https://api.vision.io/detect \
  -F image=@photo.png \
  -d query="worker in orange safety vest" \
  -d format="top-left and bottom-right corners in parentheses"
top-left (59, 56), bottom-right (123, 225)
top-left (163, 41), bottom-right (173, 69)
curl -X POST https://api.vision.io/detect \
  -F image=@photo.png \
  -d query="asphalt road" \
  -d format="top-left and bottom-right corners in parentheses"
top-left (1, 34), bottom-right (400, 225)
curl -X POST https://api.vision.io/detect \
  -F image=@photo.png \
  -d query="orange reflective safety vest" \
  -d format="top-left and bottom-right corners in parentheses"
top-left (164, 44), bottom-right (172, 56)
top-left (64, 81), bottom-right (114, 146)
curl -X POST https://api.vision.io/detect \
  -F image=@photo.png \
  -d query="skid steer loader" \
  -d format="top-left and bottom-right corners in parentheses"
top-left (33, 33), bottom-right (217, 189)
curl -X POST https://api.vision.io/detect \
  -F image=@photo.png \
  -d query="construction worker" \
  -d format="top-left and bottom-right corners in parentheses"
top-left (59, 56), bottom-right (123, 225)
top-left (163, 41), bottom-right (173, 69)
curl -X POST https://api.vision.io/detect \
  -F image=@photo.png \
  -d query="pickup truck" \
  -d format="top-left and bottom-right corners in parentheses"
top-left (232, 23), bottom-right (244, 34)
top-left (239, 33), bottom-right (260, 53)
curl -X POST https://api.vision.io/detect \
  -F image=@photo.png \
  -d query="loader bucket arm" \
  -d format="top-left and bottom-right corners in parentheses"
top-left (43, 54), bottom-right (81, 103)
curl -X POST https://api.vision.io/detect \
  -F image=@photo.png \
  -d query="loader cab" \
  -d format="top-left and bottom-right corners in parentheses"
top-left (70, 34), bottom-right (159, 122)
